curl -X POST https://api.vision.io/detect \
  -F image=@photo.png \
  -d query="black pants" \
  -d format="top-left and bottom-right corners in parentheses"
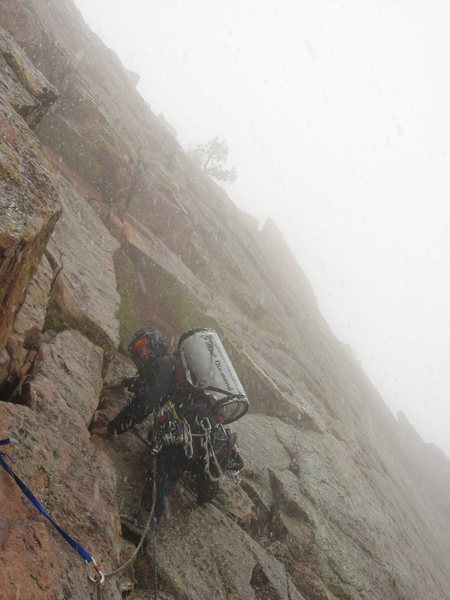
top-left (141, 445), bottom-right (208, 523)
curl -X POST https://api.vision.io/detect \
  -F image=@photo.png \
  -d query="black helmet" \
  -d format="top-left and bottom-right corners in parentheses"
top-left (128, 327), bottom-right (168, 378)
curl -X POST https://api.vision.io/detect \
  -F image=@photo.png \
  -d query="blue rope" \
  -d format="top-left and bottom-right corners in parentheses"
top-left (0, 438), bottom-right (94, 565)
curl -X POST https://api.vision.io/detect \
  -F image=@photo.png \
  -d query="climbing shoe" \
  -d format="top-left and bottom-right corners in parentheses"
top-left (120, 511), bottom-right (156, 546)
top-left (120, 514), bottom-right (144, 545)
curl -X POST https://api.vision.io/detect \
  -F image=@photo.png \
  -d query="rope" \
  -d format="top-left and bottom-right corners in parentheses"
top-left (0, 439), bottom-right (104, 583)
top-left (103, 454), bottom-right (158, 578)
top-left (95, 455), bottom-right (159, 600)
top-left (1, 438), bottom-right (161, 596)
top-left (152, 516), bottom-right (158, 600)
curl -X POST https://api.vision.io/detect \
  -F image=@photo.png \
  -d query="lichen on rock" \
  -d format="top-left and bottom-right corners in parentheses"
top-left (0, 90), bottom-right (60, 355)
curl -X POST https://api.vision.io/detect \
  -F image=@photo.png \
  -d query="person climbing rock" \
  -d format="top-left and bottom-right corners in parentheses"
top-left (91, 326), bottom-right (243, 537)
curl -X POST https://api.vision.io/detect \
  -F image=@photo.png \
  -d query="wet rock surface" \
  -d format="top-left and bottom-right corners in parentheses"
top-left (0, 357), bottom-right (122, 600)
top-left (0, 25), bottom-right (57, 126)
top-left (46, 176), bottom-right (121, 351)
top-left (4, 253), bottom-right (53, 393)
top-left (0, 1), bottom-right (449, 599)
top-left (0, 86), bottom-right (60, 352)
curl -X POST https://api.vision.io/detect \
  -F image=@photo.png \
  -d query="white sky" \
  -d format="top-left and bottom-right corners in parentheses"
top-left (73, 0), bottom-right (450, 457)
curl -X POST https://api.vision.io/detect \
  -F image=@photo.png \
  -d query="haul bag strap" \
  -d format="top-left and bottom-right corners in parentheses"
top-left (203, 387), bottom-right (246, 399)
top-left (0, 438), bottom-right (104, 582)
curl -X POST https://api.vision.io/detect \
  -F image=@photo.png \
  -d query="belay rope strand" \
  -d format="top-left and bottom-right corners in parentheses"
top-left (107, 458), bottom-right (158, 578)
top-left (0, 439), bottom-right (160, 598)
top-left (1, 422), bottom-right (227, 599)
top-left (99, 454), bottom-right (159, 600)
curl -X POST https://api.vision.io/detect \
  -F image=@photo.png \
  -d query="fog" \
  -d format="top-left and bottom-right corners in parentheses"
top-left (73, 0), bottom-right (450, 457)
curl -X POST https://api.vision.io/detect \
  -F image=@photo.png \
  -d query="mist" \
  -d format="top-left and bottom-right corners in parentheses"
top-left (73, 0), bottom-right (450, 457)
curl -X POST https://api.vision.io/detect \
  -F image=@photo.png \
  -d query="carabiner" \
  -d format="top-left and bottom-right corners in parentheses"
top-left (86, 558), bottom-right (105, 584)
top-left (185, 442), bottom-right (194, 459)
top-left (200, 417), bottom-right (211, 432)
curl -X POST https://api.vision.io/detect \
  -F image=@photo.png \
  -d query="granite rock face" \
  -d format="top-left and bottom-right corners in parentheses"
top-left (0, 343), bottom-right (123, 600)
top-left (46, 176), bottom-right (121, 351)
top-left (0, 77), bottom-right (60, 354)
top-left (4, 253), bottom-right (53, 393)
top-left (0, 26), bottom-right (57, 126)
top-left (0, 2), bottom-right (449, 600)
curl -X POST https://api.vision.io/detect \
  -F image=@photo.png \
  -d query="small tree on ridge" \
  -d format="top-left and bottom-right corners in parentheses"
top-left (193, 137), bottom-right (237, 183)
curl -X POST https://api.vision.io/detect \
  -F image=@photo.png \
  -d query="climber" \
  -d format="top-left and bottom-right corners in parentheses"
top-left (90, 326), bottom-right (242, 535)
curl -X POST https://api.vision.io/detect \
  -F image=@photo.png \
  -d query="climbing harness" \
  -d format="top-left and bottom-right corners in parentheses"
top-left (151, 403), bottom-right (193, 458)
top-left (0, 438), bottom-right (105, 584)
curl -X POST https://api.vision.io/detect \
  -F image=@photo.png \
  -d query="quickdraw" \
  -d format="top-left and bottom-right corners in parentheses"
top-left (0, 438), bottom-right (105, 584)
top-left (198, 418), bottom-right (223, 482)
top-left (190, 420), bottom-right (243, 483)
top-left (86, 558), bottom-right (105, 584)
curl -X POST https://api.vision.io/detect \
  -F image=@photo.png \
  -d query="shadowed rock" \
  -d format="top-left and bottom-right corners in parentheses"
top-left (0, 26), bottom-right (57, 126)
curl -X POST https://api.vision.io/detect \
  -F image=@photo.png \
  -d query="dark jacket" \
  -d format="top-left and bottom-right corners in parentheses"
top-left (107, 354), bottom-right (178, 434)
